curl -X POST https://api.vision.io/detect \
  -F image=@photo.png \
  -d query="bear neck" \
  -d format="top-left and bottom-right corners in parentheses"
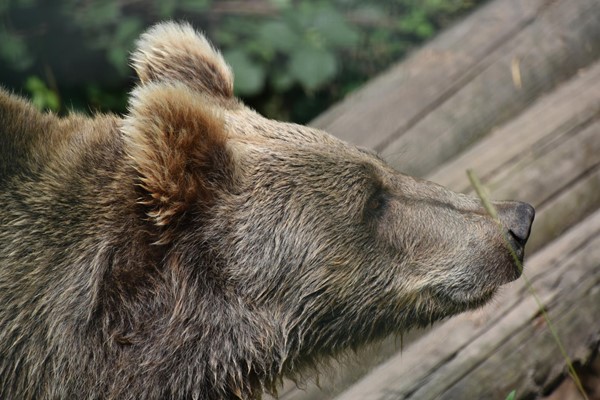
top-left (98, 226), bottom-right (288, 398)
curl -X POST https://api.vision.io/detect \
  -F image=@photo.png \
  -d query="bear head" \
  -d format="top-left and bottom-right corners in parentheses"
top-left (119, 21), bottom-right (534, 396)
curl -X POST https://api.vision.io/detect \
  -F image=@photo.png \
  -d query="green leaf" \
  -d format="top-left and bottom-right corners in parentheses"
top-left (25, 76), bottom-right (60, 111)
top-left (214, 29), bottom-right (237, 47)
top-left (84, 2), bottom-right (119, 28)
top-left (107, 47), bottom-right (129, 76)
top-left (114, 17), bottom-right (143, 44)
top-left (398, 9), bottom-right (435, 39)
top-left (353, 5), bottom-right (386, 24)
top-left (312, 6), bottom-right (359, 48)
top-left (155, 0), bottom-right (176, 18)
top-left (0, 30), bottom-right (33, 70)
top-left (224, 50), bottom-right (265, 96)
top-left (179, 0), bottom-right (211, 13)
top-left (289, 46), bottom-right (337, 91)
top-left (107, 19), bottom-right (141, 74)
top-left (505, 390), bottom-right (516, 400)
top-left (245, 39), bottom-right (275, 63)
top-left (270, 70), bottom-right (294, 92)
top-left (258, 21), bottom-right (298, 52)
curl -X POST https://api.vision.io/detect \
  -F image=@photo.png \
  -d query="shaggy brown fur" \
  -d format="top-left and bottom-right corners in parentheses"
top-left (0, 22), bottom-right (534, 399)
top-left (124, 83), bottom-right (231, 231)
top-left (132, 23), bottom-right (234, 99)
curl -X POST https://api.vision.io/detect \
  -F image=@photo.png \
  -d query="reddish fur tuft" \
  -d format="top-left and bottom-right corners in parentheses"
top-left (122, 82), bottom-right (230, 232)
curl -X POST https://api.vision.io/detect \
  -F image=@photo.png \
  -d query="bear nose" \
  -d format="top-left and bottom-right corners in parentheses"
top-left (496, 201), bottom-right (535, 246)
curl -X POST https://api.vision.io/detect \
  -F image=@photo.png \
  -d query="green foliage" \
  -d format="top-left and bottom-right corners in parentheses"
top-left (224, 49), bottom-right (266, 95)
top-left (0, 30), bottom-right (33, 70)
top-left (24, 76), bottom-right (60, 111)
top-left (289, 47), bottom-right (337, 91)
top-left (214, 1), bottom-right (360, 97)
top-left (1, 0), bottom-right (484, 121)
top-left (505, 390), bottom-right (516, 400)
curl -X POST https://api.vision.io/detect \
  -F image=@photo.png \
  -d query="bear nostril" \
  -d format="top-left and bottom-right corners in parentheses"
top-left (497, 201), bottom-right (535, 246)
top-left (508, 227), bottom-right (528, 247)
top-left (513, 202), bottom-right (535, 243)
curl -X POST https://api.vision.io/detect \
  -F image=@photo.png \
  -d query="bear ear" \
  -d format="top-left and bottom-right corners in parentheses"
top-left (131, 22), bottom-right (234, 99)
top-left (122, 82), bottom-right (232, 231)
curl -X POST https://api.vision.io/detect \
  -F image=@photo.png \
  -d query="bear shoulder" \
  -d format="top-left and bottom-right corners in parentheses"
top-left (0, 88), bottom-right (118, 184)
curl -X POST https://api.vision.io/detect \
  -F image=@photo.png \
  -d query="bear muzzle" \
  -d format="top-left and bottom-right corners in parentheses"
top-left (496, 201), bottom-right (535, 272)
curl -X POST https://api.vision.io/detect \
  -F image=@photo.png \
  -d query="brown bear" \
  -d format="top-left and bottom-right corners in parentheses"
top-left (0, 22), bottom-right (534, 399)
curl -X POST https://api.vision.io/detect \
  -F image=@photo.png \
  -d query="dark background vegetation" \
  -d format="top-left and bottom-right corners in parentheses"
top-left (1, 0), bottom-right (484, 123)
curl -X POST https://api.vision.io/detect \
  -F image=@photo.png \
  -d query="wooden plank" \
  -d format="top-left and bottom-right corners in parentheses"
top-left (311, 0), bottom-right (548, 148)
top-left (544, 356), bottom-right (600, 400)
top-left (435, 118), bottom-right (600, 254)
top-left (428, 61), bottom-right (600, 194)
top-left (415, 259), bottom-right (600, 400)
top-left (526, 165), bottom-right (600, 252)
top-left (425, 61), bottom-right (600, 253)
top-left (409, 242), bottom-right (600, 399)
top-left (488, 120), bottom-right (600, 204)
top-left (334, 209), bottom-right (600, 400)
top-left (275, 331), bottom-right (424, 400)
top-left (381, 0), bottom-right (600, 177)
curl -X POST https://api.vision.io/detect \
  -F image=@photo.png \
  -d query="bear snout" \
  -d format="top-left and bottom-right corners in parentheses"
top-left (496, 201), bottom-right (535, 249)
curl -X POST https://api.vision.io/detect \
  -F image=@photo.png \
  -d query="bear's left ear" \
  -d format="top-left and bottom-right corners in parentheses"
top-left (131, 22), bottom-right (234, 100)
top-left (122, 82), bottom-right (232, 230)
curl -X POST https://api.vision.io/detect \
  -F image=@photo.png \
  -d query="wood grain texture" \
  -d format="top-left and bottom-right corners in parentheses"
top-left (313, 0), bottom-right (600, 178)
top-left (381, 0), bottom-right (600, 177)
top-left (428, 61), bottom-right (600, 252)
top-left (311, 0), bottom-right (548, 149)
top-left (428, 62), bottom-right (600, 194)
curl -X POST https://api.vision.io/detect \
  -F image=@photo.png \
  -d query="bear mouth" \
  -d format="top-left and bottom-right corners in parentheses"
top-left (419, 251), bottom-right (523, 316)
top-left (501, 238), bottom-right (526, 284)
top-left (506, 233), bottom-right (526, 260)
top-left (449, 286), bottom-right (498, 310)
top-left (409, 286), bottom-right (499, 328)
